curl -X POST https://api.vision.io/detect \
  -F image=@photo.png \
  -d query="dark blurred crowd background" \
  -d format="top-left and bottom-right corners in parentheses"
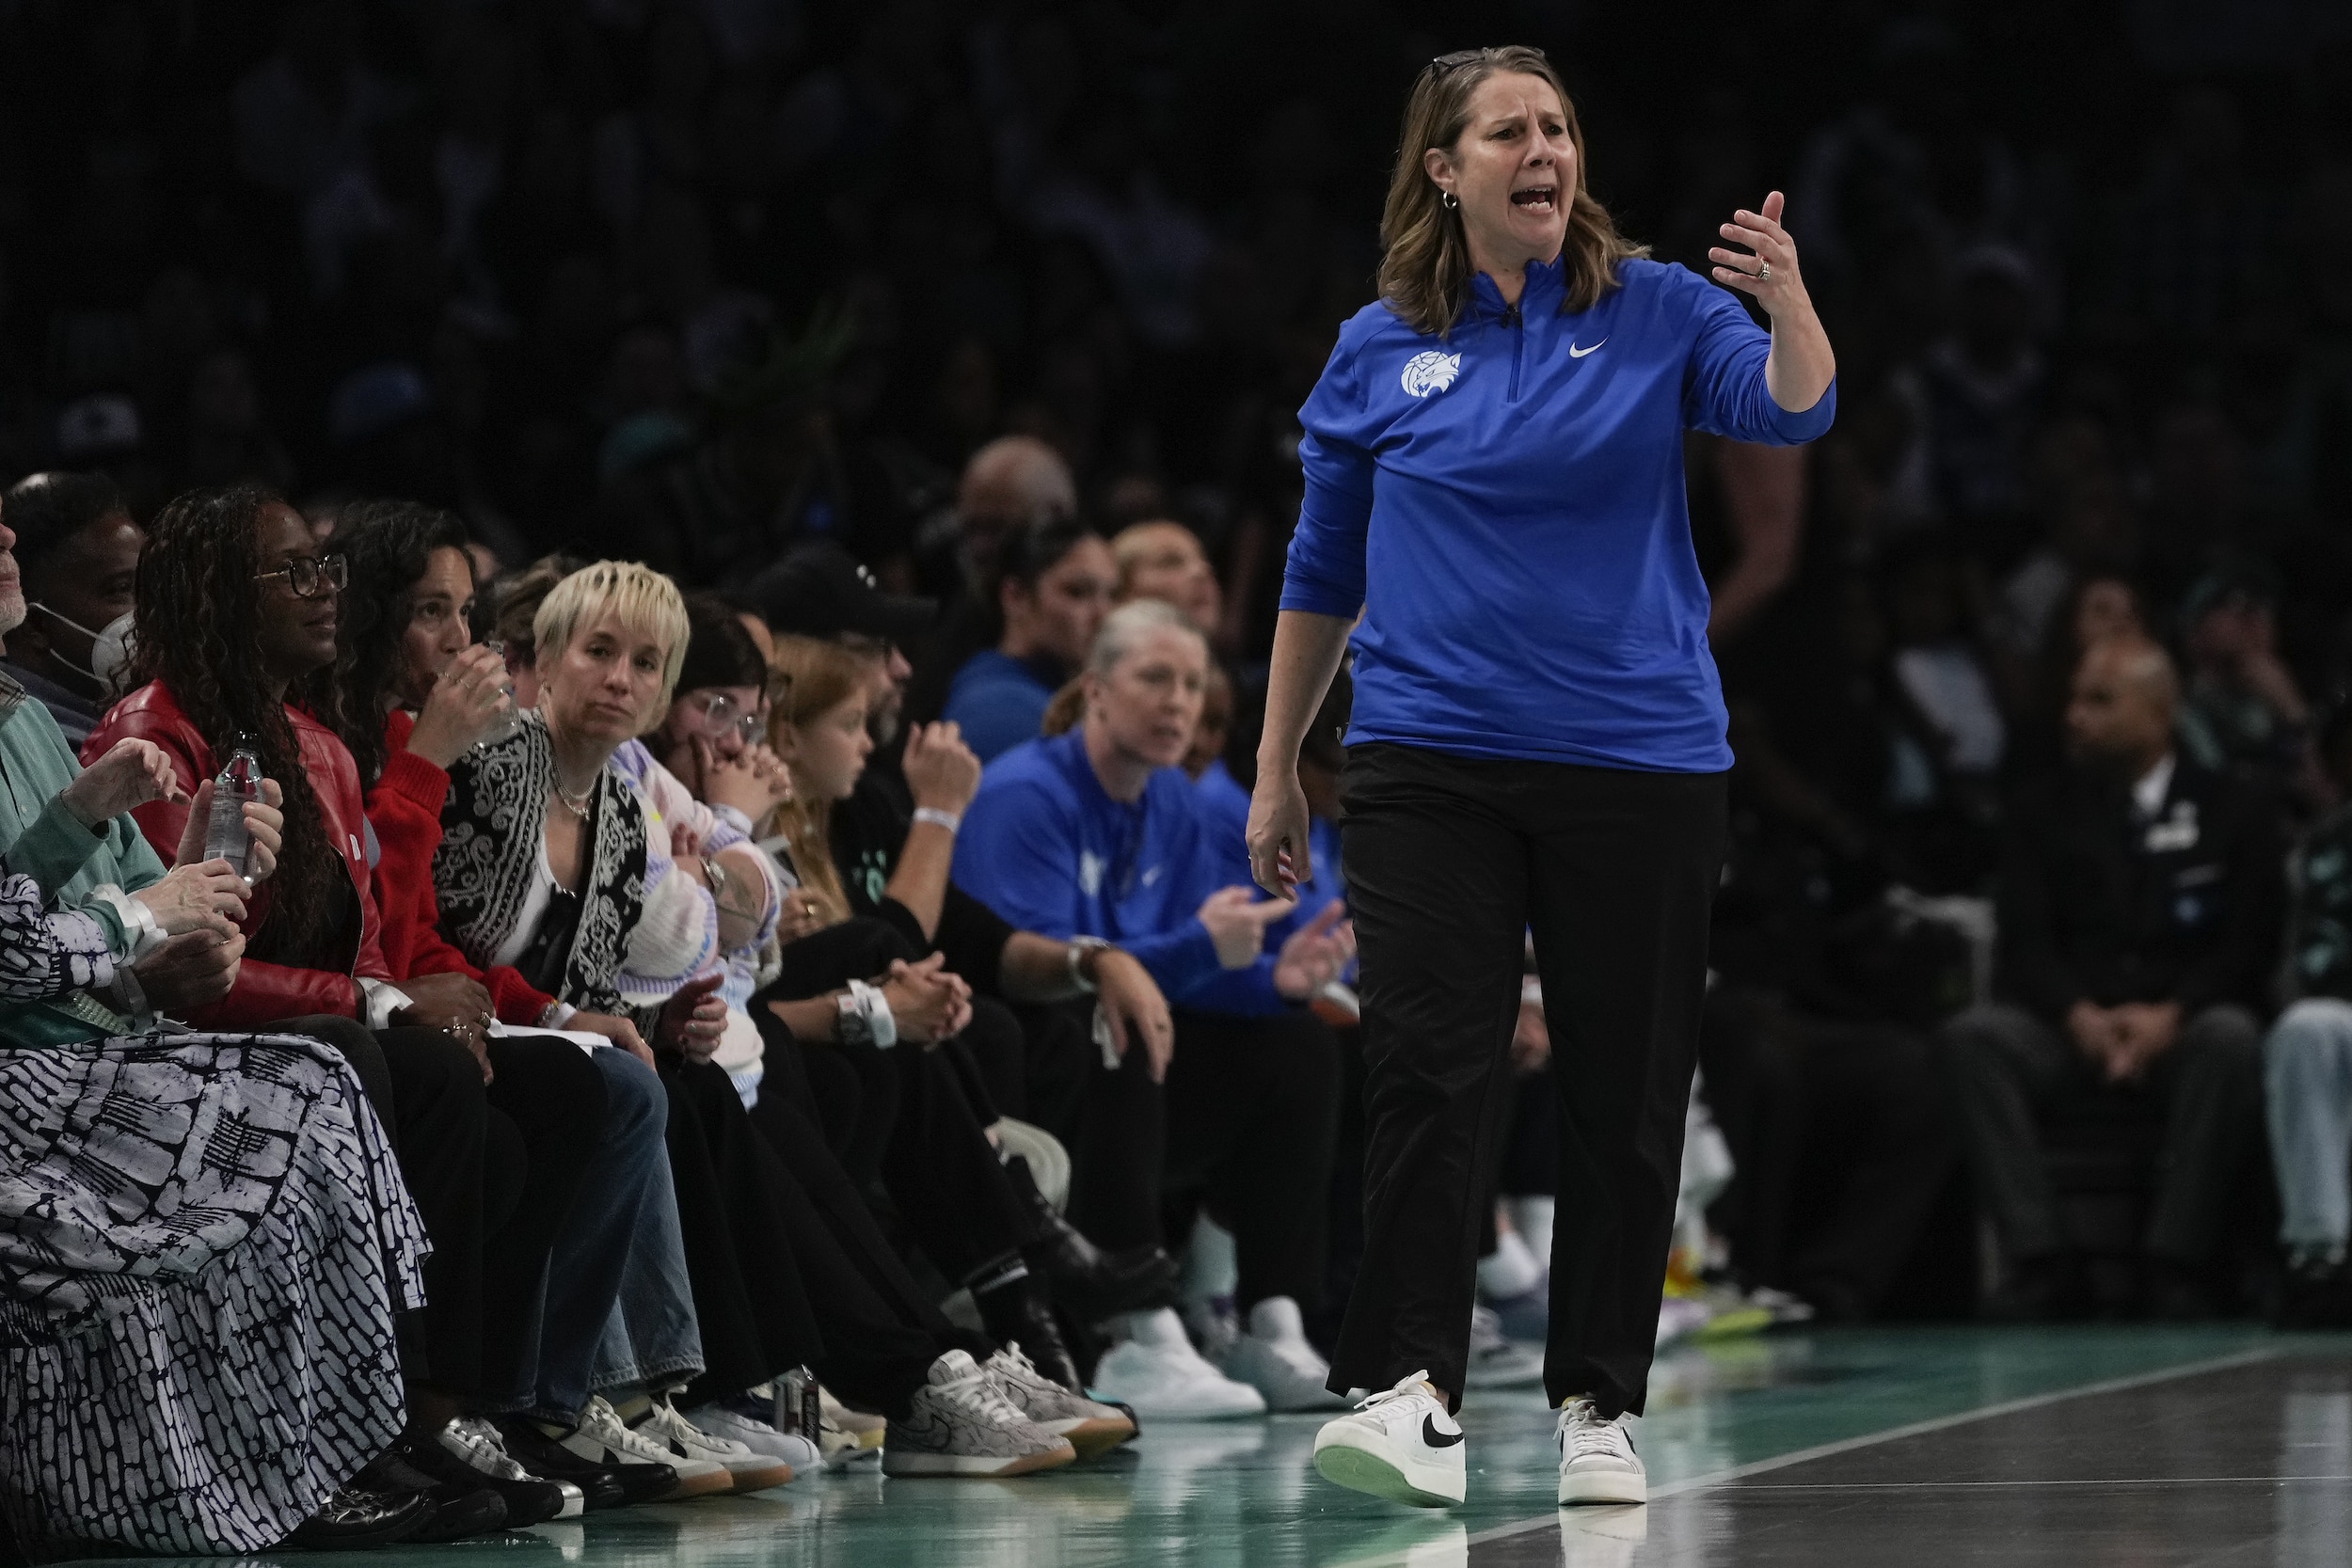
top-left (6, 0), bottom-right (2352, 1320)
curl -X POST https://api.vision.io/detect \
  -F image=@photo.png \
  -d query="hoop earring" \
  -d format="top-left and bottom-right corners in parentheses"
top-left (1439, 191), bottom-right (1458, 211)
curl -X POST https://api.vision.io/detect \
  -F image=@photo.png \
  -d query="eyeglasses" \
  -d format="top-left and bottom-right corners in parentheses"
top-left (256, 553), bottom-right (348, 599)
top-left (688, 690), bottom-right (767, 745)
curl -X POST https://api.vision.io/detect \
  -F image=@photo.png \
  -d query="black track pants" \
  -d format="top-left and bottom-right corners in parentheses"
top-left (1327, 744), bottom-right (1725, 1418)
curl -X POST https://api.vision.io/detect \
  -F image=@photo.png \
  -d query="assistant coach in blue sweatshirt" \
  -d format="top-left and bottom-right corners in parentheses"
top-left (1250, 47), bottom-right (1836, 1510)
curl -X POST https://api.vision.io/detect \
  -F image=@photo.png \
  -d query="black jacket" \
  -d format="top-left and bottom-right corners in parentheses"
top-left (1994, 754), bottom-right (2282, 1022)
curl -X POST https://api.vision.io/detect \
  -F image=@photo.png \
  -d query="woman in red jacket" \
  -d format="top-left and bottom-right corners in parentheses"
top-left (87, 485), bottom-right (618, 1523)
top-left (318, 499), bottom-right (809, 1490)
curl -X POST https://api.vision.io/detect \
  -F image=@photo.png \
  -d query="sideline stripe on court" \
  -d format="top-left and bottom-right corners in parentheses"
top-left (1455, 1344), bottom-right (2280, 1557)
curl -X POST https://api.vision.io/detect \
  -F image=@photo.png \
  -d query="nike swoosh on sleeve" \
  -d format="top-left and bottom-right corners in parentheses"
top-left (1568, 340), bottom-right (1606, 358)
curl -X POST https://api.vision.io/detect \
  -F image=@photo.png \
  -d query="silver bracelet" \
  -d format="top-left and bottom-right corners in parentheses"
top-left (1066, 936), bottom-right (1112, 995)
top-left (913, 806), bottom-right (962, 834)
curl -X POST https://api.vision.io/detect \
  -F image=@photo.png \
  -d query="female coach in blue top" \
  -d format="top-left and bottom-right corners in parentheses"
top-left (1249, 46), bottom-right (1836, 1510)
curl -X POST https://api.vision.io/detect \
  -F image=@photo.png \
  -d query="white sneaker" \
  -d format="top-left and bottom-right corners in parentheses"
top-left (1090, 1307), bottom-right (1266, 1419)
top-left (683, 1402), bottom-right (819, 1480)
top-left (882, 1351), bottom-right (1078, 1477)
top-left (561, 1396), bottom-right (731, 1499)
top-left (1463, 1305), bottom-right (1546, 1389)
top-left (983, 1344), bottom-right (1137, 1460)
top-left (1555, 1398), bottom-right (1645, 1505)
top-left (812, 1386), bottom-right (884, 1468)
top-left (1311, 1369), bottom-right (1466, 1508)
top-left (1219, 1296), bottom-right (1347, 1412)
top-left (633, 1397), bottom-right (795, 1493)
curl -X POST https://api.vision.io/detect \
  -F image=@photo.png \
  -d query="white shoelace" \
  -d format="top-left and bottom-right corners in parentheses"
top-left (941, 1361), bottom-right (1035, 1427)
top-left (1557, 1400), bottom-right (1632, 1461)
top-left (443, 1417), bottom-right (531, 1481)
top-left (1355, 1371), bottom-right (1441, 1415)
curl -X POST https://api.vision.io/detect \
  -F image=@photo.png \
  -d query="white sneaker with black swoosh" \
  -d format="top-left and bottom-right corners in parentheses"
top-left (1311, 1370), bottom-right (1467, 1508)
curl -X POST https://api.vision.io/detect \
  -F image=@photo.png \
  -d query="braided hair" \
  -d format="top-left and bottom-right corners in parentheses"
top-left (313, 499), bottom-right (472, 785)
top-left (132, 484), bottom-right (347, 965)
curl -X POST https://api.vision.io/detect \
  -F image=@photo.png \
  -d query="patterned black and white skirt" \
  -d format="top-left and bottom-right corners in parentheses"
top-left (0, 1031), bottom-right (428, 1555)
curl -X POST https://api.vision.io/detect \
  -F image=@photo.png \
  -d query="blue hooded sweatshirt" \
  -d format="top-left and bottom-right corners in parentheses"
top-left (1280, 256), bottom-right (1836, 773)
top-left (955, 731), bottom-right (1288, 1017)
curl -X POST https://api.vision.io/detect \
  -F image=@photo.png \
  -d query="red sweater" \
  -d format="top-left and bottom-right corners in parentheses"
top-left (369, 709), bottom-right (558, 1026)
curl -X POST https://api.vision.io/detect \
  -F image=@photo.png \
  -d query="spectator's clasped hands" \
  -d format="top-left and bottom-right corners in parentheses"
top-left (881, 952), bottom-right (971, 1046)
top-left (2068, 998), bottom-right (2181, 1083)
top-left (691, 736), bottom-right (793, 821)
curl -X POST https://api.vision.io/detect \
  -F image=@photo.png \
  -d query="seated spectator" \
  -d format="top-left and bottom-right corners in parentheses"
top-left (642, 591), bottom-right (800, 1103)
top-left (0, 471), bottom-right (143, 747)
top-left (2007, 572), bottom-right (2146, 782)
top-left (0, 518), bottom-right (430, 1553)
top-left (2258, 706), bottom-right (2352, 1328)
top-left (87, 486), bottom-right (616, 1525)
top-left (1940, 636), bottom-right (2277, 1319)
top-left (322, 502), bottom-right (753, 1486)
top-left (2175, 562), bottom-right (2315, 805)
top-left (747, 553), bottom-right (1190, 1326)
top-left (942, 515), bottom-right (1115, 762)
top-left (436, 562), bottom-right (1099, 1480)
top-left (747, 630), bottom-right (1169, 1402)
top-left (0, 885), bottom-right (432, 1553)
top-left (1112, 518), bottom-right (1222, 634)
top-left (955, 600), bottom-right (1355, 1417)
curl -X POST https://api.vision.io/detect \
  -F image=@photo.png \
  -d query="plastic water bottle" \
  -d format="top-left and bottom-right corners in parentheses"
top-left (202, 739), bottom-right (262, 879)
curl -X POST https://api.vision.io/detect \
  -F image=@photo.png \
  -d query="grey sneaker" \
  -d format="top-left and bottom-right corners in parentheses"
top-left (882, 1351), bottom-right (1079, 1478)
top-left (984, 1343), bottom-right (1138, 1461)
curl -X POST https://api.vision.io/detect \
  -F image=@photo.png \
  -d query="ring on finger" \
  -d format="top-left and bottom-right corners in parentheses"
top-left (1756, 261), bottom-right (1772, 282)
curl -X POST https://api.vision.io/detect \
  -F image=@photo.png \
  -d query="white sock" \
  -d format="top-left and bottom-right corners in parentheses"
top-left (1478, 1227), bottom-right (1542, 1300)
top-left (1182, 1212), bottom-right (1239, 1307)
top-left (1512, 1195), bottom-right (1556, 1265)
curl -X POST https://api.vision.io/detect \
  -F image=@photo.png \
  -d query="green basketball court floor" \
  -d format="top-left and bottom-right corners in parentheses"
top-left (67, 1325), bottom-right (2352, 1568)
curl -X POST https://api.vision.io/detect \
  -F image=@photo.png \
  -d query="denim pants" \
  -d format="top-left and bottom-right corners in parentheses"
top-left (2266, 998), bottom-right (2352, 1252)
top-left (528, 1046), bottom-right (704, 1420)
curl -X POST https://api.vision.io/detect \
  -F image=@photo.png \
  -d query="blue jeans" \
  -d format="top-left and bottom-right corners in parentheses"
top-left (2266, 999), bottom-right (2352, 1252)
top-left (531, 1046), bottom-right (704, 1419)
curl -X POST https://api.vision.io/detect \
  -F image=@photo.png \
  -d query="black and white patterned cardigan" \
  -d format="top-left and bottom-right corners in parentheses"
top-left (432, 712), bottom-right (650, 1018)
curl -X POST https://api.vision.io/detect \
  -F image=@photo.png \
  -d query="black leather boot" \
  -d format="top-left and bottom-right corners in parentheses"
top-left (1005, 1153), bottom-right (1181, 1322)
top-left (974, 1267), bottom-right (1087, 1393)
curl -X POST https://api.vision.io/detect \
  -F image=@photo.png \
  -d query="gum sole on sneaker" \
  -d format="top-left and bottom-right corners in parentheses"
top-left (722, 1461), bottom-right (795, 1492)
top-left (1057, 1417), bottom-right (1139, 1461)
top-left (1312, 1444), bottom-right (1462, 1509)
top-left (882, 1443), bottom-right (1078, 1478)
top-left (1558, 1473), bottom-right (1647, 1507)
top-left (654, 1469), bottom-right (736, 1501)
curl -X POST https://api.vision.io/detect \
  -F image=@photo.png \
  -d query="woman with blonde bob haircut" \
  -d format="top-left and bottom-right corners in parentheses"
top-left (1251, 45), bottom-right (1836, 1511)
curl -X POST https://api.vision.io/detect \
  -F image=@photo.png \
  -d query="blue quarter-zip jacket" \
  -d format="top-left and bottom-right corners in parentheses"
top-left (1280, 257), bottom-right (1836, 772)
top-left (955, 731), bottom-right (1288, 1016)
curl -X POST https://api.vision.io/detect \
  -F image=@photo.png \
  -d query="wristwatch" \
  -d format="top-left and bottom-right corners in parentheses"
top-left (1067, 936), bottom-right (1113, 995)
top-left (835, 989), bottom-right (875, 1047)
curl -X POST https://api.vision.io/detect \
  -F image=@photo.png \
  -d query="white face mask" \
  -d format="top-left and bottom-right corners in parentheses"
top-left (89, 613), bottom-right (138, 698)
